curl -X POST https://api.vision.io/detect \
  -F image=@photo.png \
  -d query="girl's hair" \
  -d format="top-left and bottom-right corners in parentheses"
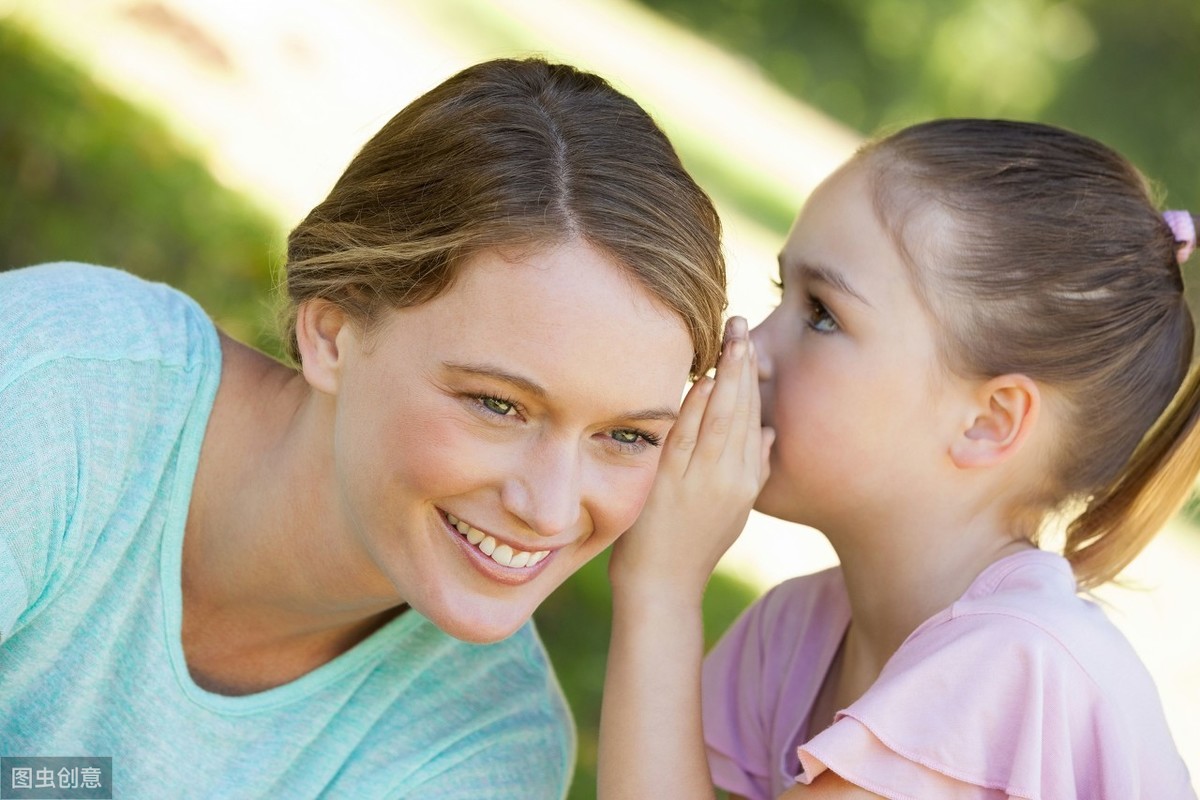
top-left (863, 119), bottom-right (1200, 589)
top-left (281, 58), bottom-right (726, 377)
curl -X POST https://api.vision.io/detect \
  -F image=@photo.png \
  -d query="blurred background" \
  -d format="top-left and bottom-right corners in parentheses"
top-left (1, 0), bottom-right (1196, 795)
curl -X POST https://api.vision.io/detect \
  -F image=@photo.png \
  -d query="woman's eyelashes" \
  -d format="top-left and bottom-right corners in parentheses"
top-left (469, 393), bottom-right (662, 454)
top-left (608, 428), bottom-right (663, 454)
top-left (475, 393), bottom-right (522, 418)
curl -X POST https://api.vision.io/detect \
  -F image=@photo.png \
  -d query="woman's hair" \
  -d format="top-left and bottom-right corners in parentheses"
top-left (281, 58), bottom-right (725, 377)
top-left (862, 118), bottom-right (1200, 589)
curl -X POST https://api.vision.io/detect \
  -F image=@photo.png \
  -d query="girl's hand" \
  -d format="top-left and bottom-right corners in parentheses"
top-left (609, 316), bottom-right (774, 603)
top-left (599, 316), bottom-right (773, 800)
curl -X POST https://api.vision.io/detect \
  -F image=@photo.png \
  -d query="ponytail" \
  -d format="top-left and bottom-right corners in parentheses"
top-left (1065, 210), bottom-right (1200, 589)
top-left (866, 122), bottom-right (1200, 590)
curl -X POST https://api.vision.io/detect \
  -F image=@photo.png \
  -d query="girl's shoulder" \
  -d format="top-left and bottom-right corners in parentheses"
top-left (702, 568), bottom-right (851, 800)
top-left (748, 565), bottom-right (849, 634)
top-left (798, 549), bottom-right (1195, 799)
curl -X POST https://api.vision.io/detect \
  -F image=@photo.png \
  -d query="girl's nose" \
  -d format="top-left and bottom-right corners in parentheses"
top-left (749, 322), bottom-right (773, 382)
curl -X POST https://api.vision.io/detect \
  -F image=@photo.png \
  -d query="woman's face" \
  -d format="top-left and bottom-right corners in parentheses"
top-left (329, 239), bottom-right (695, 642)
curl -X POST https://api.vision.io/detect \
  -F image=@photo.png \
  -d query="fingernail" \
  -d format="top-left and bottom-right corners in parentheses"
top-left (729, 316), bottom-right (748, 338)
top-left (731, 338), bottom-right (747, 360)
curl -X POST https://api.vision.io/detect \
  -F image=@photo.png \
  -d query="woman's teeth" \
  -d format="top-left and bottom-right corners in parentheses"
top-left (446, 513), bottom-right (549, 568)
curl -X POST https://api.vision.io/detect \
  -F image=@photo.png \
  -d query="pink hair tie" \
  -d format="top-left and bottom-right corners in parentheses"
top-left (1163, 210), bottom-right (1196, 264)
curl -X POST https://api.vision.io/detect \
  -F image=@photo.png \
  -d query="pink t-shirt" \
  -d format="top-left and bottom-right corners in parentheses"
top-left (702, 549), bottom-right (1196, 799)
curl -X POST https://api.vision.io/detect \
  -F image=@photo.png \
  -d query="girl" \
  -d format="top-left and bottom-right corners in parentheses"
top-left (0, 58), bottom-right (726, 797)
top-left (601, 119), bottom-right (1198, 798)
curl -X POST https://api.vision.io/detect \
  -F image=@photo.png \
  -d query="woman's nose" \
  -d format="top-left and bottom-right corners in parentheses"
top-left (500, 437), bottom-right (584, 539)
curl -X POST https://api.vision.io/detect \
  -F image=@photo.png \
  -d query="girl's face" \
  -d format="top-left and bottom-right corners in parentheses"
top-left (329, 239), bottom-right (694, 643)
top-left (751, 160), bottom-right (965, 532)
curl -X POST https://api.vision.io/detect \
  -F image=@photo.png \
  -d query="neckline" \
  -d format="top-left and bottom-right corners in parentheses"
top-left (783, 548), bottom-right (1070, 783)
top-left (157, 317), bottom-right (420, 715)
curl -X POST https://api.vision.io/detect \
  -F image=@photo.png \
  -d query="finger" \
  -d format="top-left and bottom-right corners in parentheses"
top-left (659, 376), bottom-right (713, 477)
top-left (695, 318), bottom-right (748, 463)
top-left (726, 335), bottom-right (755, 461)
top-left (742, 340), bottom-right (764, 467)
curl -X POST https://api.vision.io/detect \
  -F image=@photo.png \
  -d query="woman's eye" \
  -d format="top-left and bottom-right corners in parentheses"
top-left (479, 396), bottom-right (518, 416)
top-left (608, 429), bottom-right (662, 451)
top-left (807, 295), bottom-right (838, 333)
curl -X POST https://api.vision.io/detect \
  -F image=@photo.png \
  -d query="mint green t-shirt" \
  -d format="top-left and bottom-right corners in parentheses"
top-left (0, 264), bottom-right (574, 798)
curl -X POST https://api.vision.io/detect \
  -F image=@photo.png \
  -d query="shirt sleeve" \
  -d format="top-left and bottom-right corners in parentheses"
top-left (702, 596), bottom-right (776, 800)
top-left (795, 612), bottom-right (1183, 800)
top-left (0, 361), bottom-right (84, 641)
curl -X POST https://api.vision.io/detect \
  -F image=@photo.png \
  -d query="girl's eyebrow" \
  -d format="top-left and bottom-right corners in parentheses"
top-left (442, 361), bottom-right (679, 422)
top-left (778, 255), bottom-right (873, 308)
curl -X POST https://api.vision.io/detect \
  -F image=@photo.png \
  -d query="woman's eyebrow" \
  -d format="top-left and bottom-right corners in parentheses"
top-left (444, 362), bottom-right (548, 398)
top-left (443, 362), bottom-right (678, 422)
top-left (778, 256), bottom-right (873, 308)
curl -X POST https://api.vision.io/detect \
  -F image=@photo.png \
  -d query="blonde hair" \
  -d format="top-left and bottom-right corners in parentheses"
top-left (281, 58), bottom-right (725, 377)
top-left (864, 119), bottom-right (1200, 589)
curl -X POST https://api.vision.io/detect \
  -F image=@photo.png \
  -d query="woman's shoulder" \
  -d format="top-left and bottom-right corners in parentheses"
top-left (1, 262), bottom-right (215, 379)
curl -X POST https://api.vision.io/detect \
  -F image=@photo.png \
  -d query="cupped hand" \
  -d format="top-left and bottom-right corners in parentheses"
top-left (609, 316), bottom-right (774, 602)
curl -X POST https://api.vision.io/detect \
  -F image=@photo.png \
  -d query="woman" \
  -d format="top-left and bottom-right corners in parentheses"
top-left (0, 58), bottom-right (725, 798)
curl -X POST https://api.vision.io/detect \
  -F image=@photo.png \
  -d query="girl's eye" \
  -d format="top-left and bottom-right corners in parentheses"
top-left (771, 274), bottom-right (784, 294)
top-left (807, 295), bottom-right (839, 333)
top-left (608, 428), bottom-right (663, 452)
top-left (479, 395), bottom-right (518, 416)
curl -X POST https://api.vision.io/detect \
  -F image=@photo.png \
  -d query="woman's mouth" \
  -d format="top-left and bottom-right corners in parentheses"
top-left (444, 512), bottom-right (550, 569)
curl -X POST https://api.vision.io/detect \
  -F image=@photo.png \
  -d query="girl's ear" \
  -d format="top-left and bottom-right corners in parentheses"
top-left (295, 300), bottom-right (354, 395)
top-left (950, 374), bottom-right (1040, 469)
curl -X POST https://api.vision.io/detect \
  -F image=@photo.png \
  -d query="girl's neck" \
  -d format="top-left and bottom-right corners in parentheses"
top-left (829, 506), bottom-right (1035, 678)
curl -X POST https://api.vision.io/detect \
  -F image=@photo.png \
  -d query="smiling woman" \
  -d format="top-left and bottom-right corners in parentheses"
top-left (0, 58), bottom-right (725, 798)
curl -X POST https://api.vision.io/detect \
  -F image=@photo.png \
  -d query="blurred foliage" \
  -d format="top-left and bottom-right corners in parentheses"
top-left (533, 550), bottom-right (759, 800)
top-left (422, 0), bottom-right (800, 241)
top-left (0, 22), bottom-right (284, 353)
top-left (634, 0), bottom-right (1200, 214)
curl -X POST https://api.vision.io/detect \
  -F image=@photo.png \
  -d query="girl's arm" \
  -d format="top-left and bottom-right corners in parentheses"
top-left (779, 775), bottom-right (886, 799)
top-left (599, 319), bottom-right (772, 799)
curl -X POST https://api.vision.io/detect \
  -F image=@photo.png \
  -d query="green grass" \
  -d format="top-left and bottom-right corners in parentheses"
top-left (0, 22), bottom-right (284, 354)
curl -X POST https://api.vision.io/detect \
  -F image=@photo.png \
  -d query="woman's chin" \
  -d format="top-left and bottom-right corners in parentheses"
top-left (419, 602), bottom-right (533, 645)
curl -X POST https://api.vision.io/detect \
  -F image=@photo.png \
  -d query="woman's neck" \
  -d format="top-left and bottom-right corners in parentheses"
top-left (182, 333), bottom-right (404, 676)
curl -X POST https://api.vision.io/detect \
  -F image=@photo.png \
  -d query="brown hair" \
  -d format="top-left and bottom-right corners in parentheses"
top-left (863, 119), bottom-right (1200, 589)
top-left (281, 58), bottom-right (725, 377)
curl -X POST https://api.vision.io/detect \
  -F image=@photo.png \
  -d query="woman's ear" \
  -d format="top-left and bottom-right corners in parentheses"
top-left (295, 300), bottom-right (353, 395)
top-left (950, 374), bottom-right (1040, 469)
